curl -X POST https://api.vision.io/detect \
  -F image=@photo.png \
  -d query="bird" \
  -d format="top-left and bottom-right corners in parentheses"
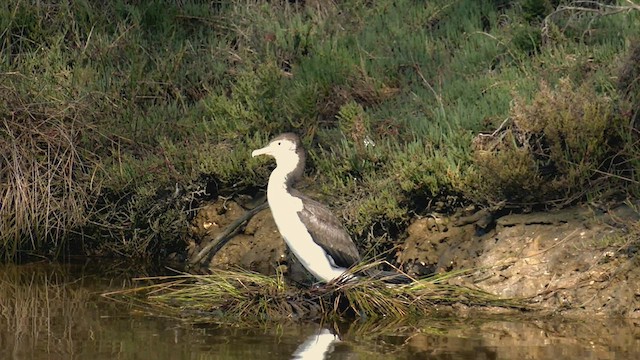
top-left (252, 133), bottom-right (361, 283)
top-left (252, 133), bottom-right (411, 284)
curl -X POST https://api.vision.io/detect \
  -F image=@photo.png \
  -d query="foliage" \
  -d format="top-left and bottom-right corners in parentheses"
top-left (0, 0), bottom-right (639, 260)
top-left (466, 78), bottom-right (633, 206)
top-left (522, 0), bottom-right (554, 23)
top-left (618, 40), bottom-right (640, 127)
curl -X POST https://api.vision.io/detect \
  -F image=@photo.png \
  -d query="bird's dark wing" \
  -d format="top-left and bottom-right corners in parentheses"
top-left (292, 190), bottom-right (361, 269)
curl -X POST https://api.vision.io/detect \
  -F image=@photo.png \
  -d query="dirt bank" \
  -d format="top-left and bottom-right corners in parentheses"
top-left (397, 203), bottom-right (640, 318)
top-left (187, 199), bottom-right (640, 317)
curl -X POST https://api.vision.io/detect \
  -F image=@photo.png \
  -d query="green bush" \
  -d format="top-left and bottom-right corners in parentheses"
top-left (618, 40), bottom-right (640, 127)
top-left (467, 78), bottom-right (629, 205)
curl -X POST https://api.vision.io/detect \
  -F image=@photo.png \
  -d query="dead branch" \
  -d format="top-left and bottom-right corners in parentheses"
top-left (188, 201), bottom-right (269, 266)
top-left (543, 1), bottom-right (639, 43)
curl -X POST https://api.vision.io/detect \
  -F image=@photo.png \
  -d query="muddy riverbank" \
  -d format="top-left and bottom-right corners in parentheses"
top-left (187, 199), bottom-right (640, 317)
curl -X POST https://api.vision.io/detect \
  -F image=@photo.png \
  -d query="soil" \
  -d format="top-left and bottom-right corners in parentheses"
top-left (188, 199), bottom-right (640, 317)
top-left (187, 199), bottom-right (310, 283)
top-left (397, 203), bottom-right (640, 318)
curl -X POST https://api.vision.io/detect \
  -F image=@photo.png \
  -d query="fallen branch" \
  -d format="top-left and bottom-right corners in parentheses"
top-left (543, 0), bottom-right (639, 43)
top-left (188, 201), bottom-right (269, 266)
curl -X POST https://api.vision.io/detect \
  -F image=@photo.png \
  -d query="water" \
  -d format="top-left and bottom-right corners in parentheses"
top-left (1, 261), bottom-right (639, 360)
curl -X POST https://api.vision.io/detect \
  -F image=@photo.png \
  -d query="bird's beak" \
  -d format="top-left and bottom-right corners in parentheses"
top-left (251, 145), bottom-right (271, 158)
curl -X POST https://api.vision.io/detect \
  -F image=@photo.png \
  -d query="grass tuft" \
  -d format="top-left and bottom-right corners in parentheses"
top-left (0, 86), bottom-right (100, 260)
top-left (105, 263), bottom-right (530, 323)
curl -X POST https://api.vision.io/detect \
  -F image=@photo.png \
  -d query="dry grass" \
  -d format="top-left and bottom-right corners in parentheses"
top-left (0, 110), bottom-right (100, 260)
top-left (104, 263), bottom-right (530, 324)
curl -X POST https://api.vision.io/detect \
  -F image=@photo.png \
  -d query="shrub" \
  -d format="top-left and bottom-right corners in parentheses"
top-left (618, 40), bottom-right (640, 127)
top-left (467, 78), bottom-right (627, 206)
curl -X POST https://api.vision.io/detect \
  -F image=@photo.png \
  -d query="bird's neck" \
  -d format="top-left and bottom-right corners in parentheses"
top-left (267, 155), bottom-right (304, 212)
top-left (268, 166), bottom-right (293, 196)
top-left (268, 151), bottom-right (303, 191)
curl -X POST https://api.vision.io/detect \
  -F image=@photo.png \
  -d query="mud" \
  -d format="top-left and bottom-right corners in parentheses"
top-left (398, 204), bottom-right (640, 318)
top-left (188, 199), bottom-right (640, 317)
top-left (188, 200), bottom-right (310, 283)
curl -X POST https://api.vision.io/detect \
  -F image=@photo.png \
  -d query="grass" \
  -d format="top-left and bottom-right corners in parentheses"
top-left (1, 0), bottom-right (639, 260)
top-left (104, 262), bottom-right (530, 323)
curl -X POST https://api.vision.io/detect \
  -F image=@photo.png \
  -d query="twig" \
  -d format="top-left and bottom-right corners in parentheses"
top-left (543, 1), bottom-right (640, 43)
top-left (412, 64), bottom-right (445, 119)
top-left (478, 117), bottom-right (510, 137)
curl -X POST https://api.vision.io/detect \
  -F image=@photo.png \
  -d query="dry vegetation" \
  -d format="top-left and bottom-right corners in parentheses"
top-left (0, 80), bottom-right (100, 260)
top-left (0, 0), bottom-right (638, 261)
top-left (467, 78), bottom-right (634, 206)
top-left (105, 263), bottom-right (529, 323)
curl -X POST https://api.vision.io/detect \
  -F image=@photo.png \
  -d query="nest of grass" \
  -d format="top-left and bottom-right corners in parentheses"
top-left (104, 263), bottom-right (530, 323)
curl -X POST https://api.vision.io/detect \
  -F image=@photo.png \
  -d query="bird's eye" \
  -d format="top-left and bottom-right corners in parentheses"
top-left (277, 141), bottom-right (281, 145)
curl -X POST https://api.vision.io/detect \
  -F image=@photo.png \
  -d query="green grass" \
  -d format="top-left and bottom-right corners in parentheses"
top-left (1, 0), bottom-right (639, 260)
top-left (105, 263), bottom-right (529, 323)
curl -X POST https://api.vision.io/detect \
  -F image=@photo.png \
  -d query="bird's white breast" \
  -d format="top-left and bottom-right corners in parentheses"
top-left (266, 182), bottom-right (347, 283)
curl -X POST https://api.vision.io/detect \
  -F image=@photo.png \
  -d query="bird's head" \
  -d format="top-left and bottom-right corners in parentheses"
top-left (252, 133), bottom-right (306, 181)
top-left (252, 133), bottom-right (302, 160)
